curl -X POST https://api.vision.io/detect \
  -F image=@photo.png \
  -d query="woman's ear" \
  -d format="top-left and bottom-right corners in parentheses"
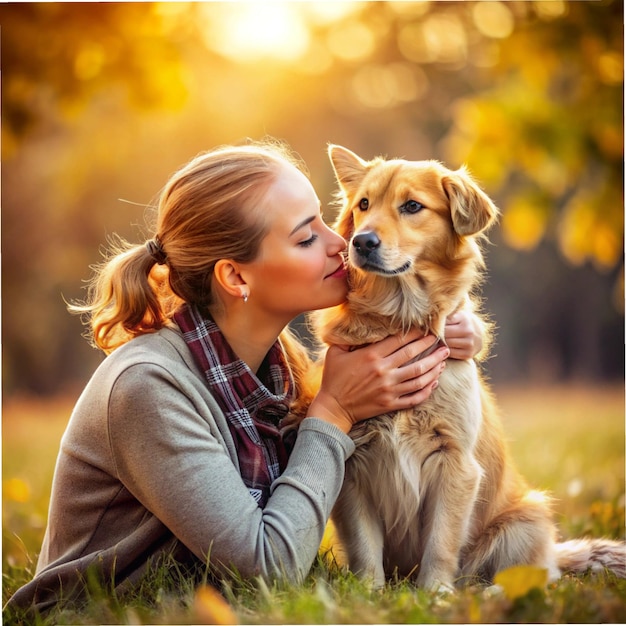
top-left (213, 259), bottom-right (248, 300)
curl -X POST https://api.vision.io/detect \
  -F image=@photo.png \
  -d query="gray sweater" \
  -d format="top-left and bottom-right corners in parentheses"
top-left (8, 326), bottom-right (355, 612)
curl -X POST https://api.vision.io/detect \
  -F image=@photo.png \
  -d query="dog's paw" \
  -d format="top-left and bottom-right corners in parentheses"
top-left (483, 583), bottom-right (504, 598)
top-left (435, 581), bottom-right (456, 596)
top-left (422, 579), bottom-right (456, 595)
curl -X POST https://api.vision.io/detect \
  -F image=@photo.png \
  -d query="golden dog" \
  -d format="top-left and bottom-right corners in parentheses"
top-left (312, 145), bottom-right (625, 591)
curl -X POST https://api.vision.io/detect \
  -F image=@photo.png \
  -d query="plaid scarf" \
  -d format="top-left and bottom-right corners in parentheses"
top-left (174, 304), bottom-right (293, 507)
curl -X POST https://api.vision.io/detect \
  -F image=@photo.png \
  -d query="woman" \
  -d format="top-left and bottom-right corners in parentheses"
top-left (7, 140), bottom-right (482, 613)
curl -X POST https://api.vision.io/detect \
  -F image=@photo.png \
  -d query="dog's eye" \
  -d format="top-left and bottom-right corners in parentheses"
top-left (359, 198), bottom-right (369, 211)
top-left (400, 200), bottom-right (424, 214)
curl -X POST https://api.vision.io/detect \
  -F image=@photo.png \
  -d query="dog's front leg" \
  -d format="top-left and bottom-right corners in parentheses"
top-left (332, 487), bottom-right (386, 588)
top-left (416, 451), bottom-right (482, 591)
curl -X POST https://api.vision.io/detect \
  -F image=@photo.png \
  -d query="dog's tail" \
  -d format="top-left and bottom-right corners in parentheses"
top-left (554, 538), bottom-right (626, 578)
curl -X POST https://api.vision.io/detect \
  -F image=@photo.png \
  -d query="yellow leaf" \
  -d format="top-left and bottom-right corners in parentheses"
top-left (469, 594), bottom-right (482, 623)
top-left (3, 478), bottom-right (31, 503)
top-left (193, 584), bottom-right (238, 624)
top-left (319, 520), bottom-right (347, 567)
top-left (493, 565), bottom-right (548, 600)
top-left (320, 520), bottom-right (338, 554)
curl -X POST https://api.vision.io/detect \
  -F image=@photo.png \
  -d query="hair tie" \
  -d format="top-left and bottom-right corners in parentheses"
top-left (146, 236), bottom-right (167, 265)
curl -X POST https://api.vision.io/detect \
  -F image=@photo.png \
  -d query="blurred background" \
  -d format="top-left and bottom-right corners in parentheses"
top-left (2, 0), bottom-right (623, 398)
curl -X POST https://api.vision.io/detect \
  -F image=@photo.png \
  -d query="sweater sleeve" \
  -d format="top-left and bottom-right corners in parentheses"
top-left (107, 360), bottom-right (354, 583)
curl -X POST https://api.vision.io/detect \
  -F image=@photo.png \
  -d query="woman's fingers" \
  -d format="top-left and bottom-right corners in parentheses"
top-left (340, 331), bottom-right (449, 393)
top-left (393, 347), bottom-right (448, 400)
top-left (315, 330), bottom-right (453, 426)
top-left (396, 345), bottom-right (449, 382)
top-left (444, 310), bottom-right (483, 360)
top-left (396, 342), bottom-right (449, 378)
top-left (394, 379), bottom-right (439, 410)
top-left (368, 329), bottom-right (440, 368)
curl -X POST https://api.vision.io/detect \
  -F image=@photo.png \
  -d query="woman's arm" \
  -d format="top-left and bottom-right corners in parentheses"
top-left (107, 362), bottom-right (353, 584)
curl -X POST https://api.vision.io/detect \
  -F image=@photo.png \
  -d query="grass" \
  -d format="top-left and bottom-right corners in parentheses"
top-left (3, 384), bottom-right (625, 624)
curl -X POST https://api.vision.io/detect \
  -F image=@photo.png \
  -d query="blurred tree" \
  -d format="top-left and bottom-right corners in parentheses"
top-left (1, 2), bottom-right (189, 152)
top-left (1, 1), bottom-right (623, 395)
top-left (441, 0), bottom-right (623, 273)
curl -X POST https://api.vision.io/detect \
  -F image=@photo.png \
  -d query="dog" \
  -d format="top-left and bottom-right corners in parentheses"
top-left (311, 144), bottom-right (625, 591)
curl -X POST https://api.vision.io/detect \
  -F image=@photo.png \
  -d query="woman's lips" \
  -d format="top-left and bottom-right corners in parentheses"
top-left (326, 263), bottom-right (348, 279)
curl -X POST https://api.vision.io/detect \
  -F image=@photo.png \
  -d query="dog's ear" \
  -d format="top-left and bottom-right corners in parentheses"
top-left (442, 167), bottom-right (499, 236)
top-left (328, 144), bottom-right (368, 197)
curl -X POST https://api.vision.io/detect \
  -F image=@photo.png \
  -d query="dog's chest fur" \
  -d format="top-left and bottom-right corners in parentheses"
top-left (342, 358), bottom-right (483, 574)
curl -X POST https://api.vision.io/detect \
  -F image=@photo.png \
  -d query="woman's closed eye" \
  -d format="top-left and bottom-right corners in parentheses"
top-left (298, 234), bottom-right (319, 248)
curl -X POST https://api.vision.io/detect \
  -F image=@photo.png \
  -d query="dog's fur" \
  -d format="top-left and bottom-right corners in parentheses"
top-left (311, 145), bottom-right (625, 590)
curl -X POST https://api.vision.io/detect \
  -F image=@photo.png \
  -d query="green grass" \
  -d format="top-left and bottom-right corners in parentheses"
top-left (3, 384), bottom-right (625, 624)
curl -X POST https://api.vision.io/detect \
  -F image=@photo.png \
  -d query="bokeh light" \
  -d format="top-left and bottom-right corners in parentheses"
top-left (2, 0), bottom-right (623, 394)
top-left (199, 2), bottom-right (310, 62)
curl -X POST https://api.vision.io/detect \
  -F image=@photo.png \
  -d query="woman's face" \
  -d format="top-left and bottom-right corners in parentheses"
top-left (239, 161), bottom-right (348, 322)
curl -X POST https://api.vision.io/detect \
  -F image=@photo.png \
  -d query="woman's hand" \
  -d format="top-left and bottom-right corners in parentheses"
top-left (444, 311), bottom-right (483, 361)
top-left (307, 330), bottom-right (449, 433)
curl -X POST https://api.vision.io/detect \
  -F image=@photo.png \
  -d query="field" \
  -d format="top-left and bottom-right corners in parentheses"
top-left (3, 384), bottom-right (625, 624)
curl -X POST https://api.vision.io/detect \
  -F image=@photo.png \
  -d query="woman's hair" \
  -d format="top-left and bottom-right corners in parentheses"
top-left (70, 139), bottom-right (309, 356)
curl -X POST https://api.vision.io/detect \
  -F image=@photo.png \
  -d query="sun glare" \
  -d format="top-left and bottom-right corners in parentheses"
top-left (200, 2), bottom-right (310, 63)
top-left (199, 1), bottom-right (363, 65)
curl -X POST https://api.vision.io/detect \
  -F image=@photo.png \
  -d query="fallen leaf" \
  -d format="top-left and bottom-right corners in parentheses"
top-left (193, 584), bottom-right (238, 624)
top-left (493, 565), bottom-right (548, 600)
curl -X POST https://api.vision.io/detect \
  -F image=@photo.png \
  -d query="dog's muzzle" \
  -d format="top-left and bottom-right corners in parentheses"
top-left (352, 231), bottom-right (381, 258)
top-left (350, 231), bottom-right (412, 276)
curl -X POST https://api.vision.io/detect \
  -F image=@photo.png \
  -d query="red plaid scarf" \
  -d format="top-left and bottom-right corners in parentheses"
top-left (174, 304), bottom-right (293, 507)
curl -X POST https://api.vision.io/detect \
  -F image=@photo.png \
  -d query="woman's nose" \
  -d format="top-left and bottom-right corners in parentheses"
top-left (327, 227), bottom-right (347, 255)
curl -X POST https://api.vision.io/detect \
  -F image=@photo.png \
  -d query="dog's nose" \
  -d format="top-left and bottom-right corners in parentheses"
top-left (352, 231), bottom-right (381, 257)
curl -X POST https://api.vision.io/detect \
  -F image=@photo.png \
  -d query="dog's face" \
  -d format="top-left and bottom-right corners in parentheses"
top-left (328, 145), bottom-right (499, 284)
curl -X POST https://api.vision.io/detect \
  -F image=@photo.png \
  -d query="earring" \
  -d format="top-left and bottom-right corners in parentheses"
top-left (242, 290), bottom-right (249, 303)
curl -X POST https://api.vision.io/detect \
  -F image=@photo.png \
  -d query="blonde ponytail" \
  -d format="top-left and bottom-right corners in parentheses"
top-left (69, 236), bottom-right (178, 353)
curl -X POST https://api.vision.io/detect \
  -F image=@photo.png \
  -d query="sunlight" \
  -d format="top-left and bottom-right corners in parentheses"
top-left (199, 2), bottom-right (310, 63)
top-left (523, 489), bottom-right (550, 507)
top-left (304, 1), bottom-right (362, 26)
